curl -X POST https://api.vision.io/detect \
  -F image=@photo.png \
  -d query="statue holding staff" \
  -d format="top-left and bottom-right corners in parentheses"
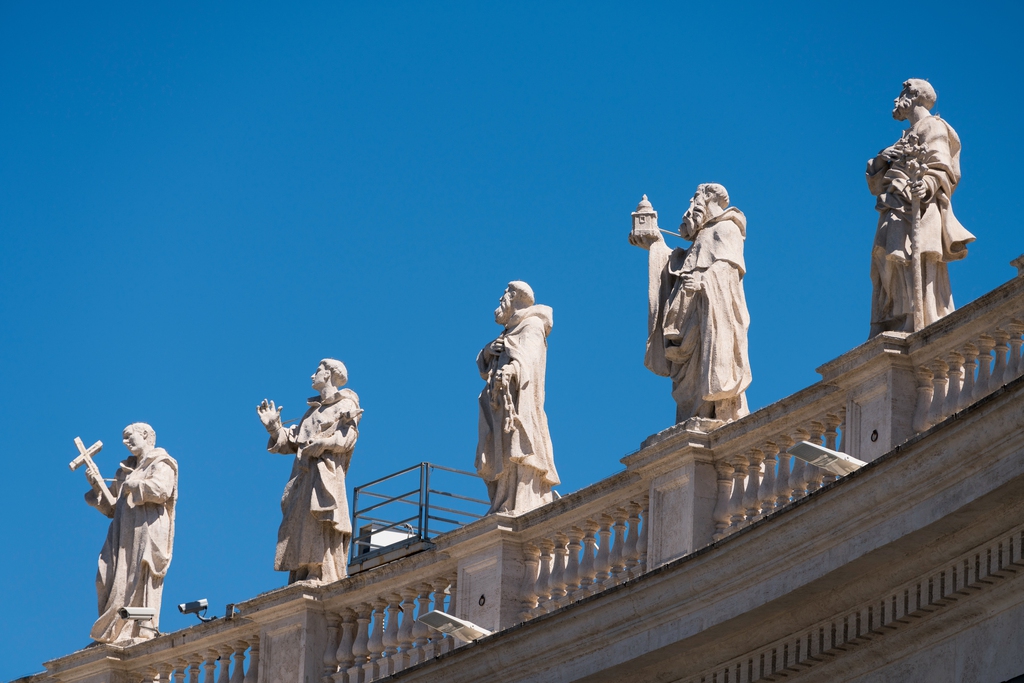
top-left (866, 79), bottom-right (976, 336)
top-left (73, 423), bottom-right (178, 643)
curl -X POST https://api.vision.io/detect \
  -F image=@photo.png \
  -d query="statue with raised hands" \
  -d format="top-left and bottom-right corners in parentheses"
top-left (476, 281), bottom-right (560, 515)
top-left (866, 79), bottom-right (976, 336)
top-left (72, 423), bottom-right (178, 643)
top-left (258, 358), bottom-right (362, 584)
top-left (629, 186), bottom-right (752, 424)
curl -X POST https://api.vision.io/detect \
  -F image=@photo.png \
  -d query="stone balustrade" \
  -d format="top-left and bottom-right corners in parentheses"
top-left (34, 267), bottom-right (1024, 683)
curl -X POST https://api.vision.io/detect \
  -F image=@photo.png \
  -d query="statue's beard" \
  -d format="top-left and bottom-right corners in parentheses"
top-left (892, 96), bottom-right (912, 121)
top-left (495, 303), bottom-right (513, 326)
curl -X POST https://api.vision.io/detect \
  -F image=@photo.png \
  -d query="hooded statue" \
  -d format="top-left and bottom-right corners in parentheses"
top-left (630, 184), bottom-right (752, 423)
top-left (476, 281), bottom-right (560, 515)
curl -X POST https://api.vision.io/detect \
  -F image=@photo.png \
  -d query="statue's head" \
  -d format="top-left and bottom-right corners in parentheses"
top-left (122, 422), bottom-right (156, 457)
top-left (682, 183), bottom-right (729, 235)
top-left (312, 358), bottom-right (348, 391)
top-left (495, 280), bottom-right (535, 325)
top-left (893, 79), bottom-right (936, 121)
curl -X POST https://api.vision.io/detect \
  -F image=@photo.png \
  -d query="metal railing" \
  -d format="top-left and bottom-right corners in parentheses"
top-left (349, 462), bottom-right (489, 569)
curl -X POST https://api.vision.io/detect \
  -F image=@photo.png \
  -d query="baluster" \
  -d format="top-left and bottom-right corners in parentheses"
top-left (712, 462), bottom-right (735, 541)
top-left (519, 543), bottom-right (541, 620)
top-left (821, 414), bottom-right (842, 485)
top-left (141, 667), bottom-right (159, 683)
top-left (806, 422), bottom-right (826, 493)
top-left (927, 359), bottom-right (949, 427)
top-left (579, 520), bottom-right (599, 592)
top-left (836, 406), bottom-right (847, 453)
top-left (742, 448), bottom-right (763, 521)
top-left (975, 335), bottom-right (995, 400)
top-left (216, 647), bottom-right (232, 683)
top-left (1008, 321), bottom-right (1024, 381)
top-left (790, 428), bottom-right (810, 499)
top-left (959, 343), bottom-right (979, 410)
top-left (381, 594), bottom-right (402, 676)
top-left (446, 570), bottom-right (458, 619)
top-left (334, 610), bottom-right (356, 682)
top-left (636, 495), bottom-right (649, 573)
top-left (534, 538), bottom-right (554, 614)
top-left (993, 329), bottom-right (1010, 389)
top-left (912, 365), bottom-right (935, 432)
top-left (428, 577), bottom-right (451, 655)
top-left (593, 514), bottom-right (613, 591)
top-left (549, 532), bottom-right (569, 605)
top-left (409, 586), bottom-right (431, 665)
top-left (774, 434), bottom-right (795, 508)
top-left (158, 664), bottom-right (175, 683)
top-left (943, 352), bottom-right (964, 417)
top-left (728, 454), bottom-right (749, 529)
top-left (609, 508), bottom-right (628, 583)
top-left (623, 505), bottom-right (641, 576)
top-left (173, 661), bottom-right (188, 683)
top-left (758, 442), bottom-right (779, 517)
top-left (202, 653), bottom-right (217, 683)
top-left (188, 659), bottom-right (202, 683)
top-left (350, 603), bottom-right (372, 682)
top-left (395, 589), bottom-right (417, 672)
top-left (323, 614), bottom-right (341, 683)
top-left (229, 644), bottom-right (246, 683)
top-left (364, 599), bottom-right (386, 681)
top-left (243, 637), bottom-right (259, 683)
top-left (564, 527), bottom-right (584, 600)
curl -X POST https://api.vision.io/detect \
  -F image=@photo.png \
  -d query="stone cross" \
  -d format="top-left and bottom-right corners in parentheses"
top-left (70, 436), bottom-right (115, 508)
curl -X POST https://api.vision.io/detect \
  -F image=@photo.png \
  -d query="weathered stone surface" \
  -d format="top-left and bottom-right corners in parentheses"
top-left (476, 281), bottom-right (559, 516)
top-left (867, 79), bottom-right (976, 336)
top-left (76, 423), bottom-right (177, 644)
top-left (630, 187), bottom-right (752, 424)
top-left (258, 358), bottom-right (362, 584)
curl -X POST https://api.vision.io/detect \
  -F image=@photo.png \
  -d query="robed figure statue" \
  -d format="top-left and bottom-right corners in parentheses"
top-left (80, 423), bottom-right (178, 643)
top-left (476, 281), bottom-right (560, 515)
top-left (258, 359), bottom-right (362, 584)
top-left (866, 78), bottom-right (975, 336)
top-left (629, 185), bottom-right (752, 424)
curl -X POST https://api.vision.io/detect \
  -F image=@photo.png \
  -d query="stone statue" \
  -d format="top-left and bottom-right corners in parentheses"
top-left (629, 186), bottom-right (752, 423)
top-left (75, 423), bottom-right (178, 643)
top-left (258, 359), bottom-right (362, 584)
top-left (866, 79), bottom-right (976, 336)
top-left (476, 281), bottom-right (560, 515)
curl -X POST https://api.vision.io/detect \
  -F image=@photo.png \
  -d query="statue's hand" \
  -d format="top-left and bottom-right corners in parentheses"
top-left (257, 399), bottom-right (283, 432)
top-left (910, 180), bottom-right (928, 200)
top-left (489, 338), bottom-right (505, 355)
top-left (301, 439), bottom-right (326, 460)
top-left (682, 273), bottom-right (703, 293)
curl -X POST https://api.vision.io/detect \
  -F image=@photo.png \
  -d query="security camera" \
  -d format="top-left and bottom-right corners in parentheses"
top-left (118, 606), bottom-right (157, 621)
top-left (178, 598), bottom-right (215, 623)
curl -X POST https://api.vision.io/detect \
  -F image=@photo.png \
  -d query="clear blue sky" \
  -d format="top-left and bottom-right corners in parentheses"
top-left (2, 2), bottom-right (1022, 678)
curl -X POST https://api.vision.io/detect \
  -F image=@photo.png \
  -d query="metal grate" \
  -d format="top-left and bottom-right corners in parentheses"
top-left (348, 462), bottom-right (489, 572)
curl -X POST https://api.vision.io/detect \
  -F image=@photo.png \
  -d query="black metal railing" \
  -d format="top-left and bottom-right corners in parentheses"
top-left (349, 462), bottom-right (489, 566)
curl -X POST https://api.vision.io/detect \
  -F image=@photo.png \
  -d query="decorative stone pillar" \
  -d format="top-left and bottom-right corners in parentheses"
top-left (637, 495), bottom-right (650, 573)
top-left (334, 610), bottom-right (356, 682)
top-left (578, 520), bottom-right (599, 592)
top-left (535, 538), bottom-right (554, 612)
top-left (806, 422), bottom-right (825, 493)
top-left (519, 543), bottom-right (541, 620)
top-left (975, 334), bottom-right (996, 401)
top-left (789, 428), bottom-right (810, 499)
top-left (202, 653), bottom-right (218, 683)
top-left (549, 532), bottom-right (569, 604)
top-left (959, 342), bottom-right (979, 411)
top-left (350, 603), bottom-right (372, 682)
top-left (993, 329), bottom-right (1010, 389)
top-left (1008, 320), bottom-right (1024, 382)
top-left (243, 637), bottom-right (259, 683)
top-left (944, 352), bottom-right (964, 417)
top-left (609, 508), bottom-right (628, 582)
top-left (323, 614), bottom-right (341, 683)
top-left (364, 599), bottom-right (386, 681)
top-left (927, 359), bottom-right (949, 427)
top-left (564, 526), bottom-right (584, 600)
top-left (594, 514), bottom-right (614, 591)
top-left (912, 364), bottom-right (935, 433)
top-left (742, 448), bottom-right (763, 520)
top-left (773, 434), bottom-right (795, 509)
top-left (712, 462), bottom-right (734, 541)
top-left (381, 594), bottom-right (402, 675)
top-left (188, 657), bottom-right (202, 683)
top-left (229, 643), bottom-right (246, 683)
top-left (216, 646), bottom-right (232, 683)
top-left (822, 415), bottom-right (842, 485)
top-left (728, 454), bottom-right (748, 529)
top-left (396, 588), bottom-right (417, 671)
top-left (758, 442), bottom-right (779, 516)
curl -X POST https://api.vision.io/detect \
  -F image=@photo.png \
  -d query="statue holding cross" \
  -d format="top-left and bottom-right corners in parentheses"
top-left (71, 423), bottom-right (178, 643)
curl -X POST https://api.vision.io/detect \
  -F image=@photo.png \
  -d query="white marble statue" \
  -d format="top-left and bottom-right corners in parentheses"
top-left (476, 281), bottom-right (560, 515)
top-left (867, 79), bottom-right (976, 336)
top-left (629, 186), bottom-right (752, 424)
top-left (258, 359), bottom-right (362, 584)
top-left (76, 423), bottom-right (178, 643)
